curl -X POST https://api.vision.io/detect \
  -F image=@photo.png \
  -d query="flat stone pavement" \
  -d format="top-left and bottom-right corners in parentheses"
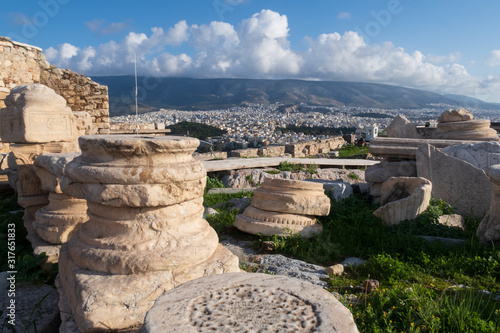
top-left (203, 157), bottom-right (379, 172)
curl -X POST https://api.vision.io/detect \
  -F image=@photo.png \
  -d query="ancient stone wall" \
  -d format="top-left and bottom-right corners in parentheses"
top-left (41, 68), bottom-right (109, 134)
top-left (0, 36), bottom-right (109, 134)
top-left (285, 137), bottom-right (345, 157)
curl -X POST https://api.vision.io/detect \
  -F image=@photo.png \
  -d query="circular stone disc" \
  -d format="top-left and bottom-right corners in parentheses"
top-left (141, 272), bottom-right (359, 333)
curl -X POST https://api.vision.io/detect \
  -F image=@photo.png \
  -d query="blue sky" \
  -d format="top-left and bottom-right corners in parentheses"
top-left (2, 0), bottom-right (500, 102)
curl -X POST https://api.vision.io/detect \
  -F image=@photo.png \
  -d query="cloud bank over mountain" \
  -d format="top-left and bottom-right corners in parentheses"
top-left (45, 9), bottom-right (500, 102)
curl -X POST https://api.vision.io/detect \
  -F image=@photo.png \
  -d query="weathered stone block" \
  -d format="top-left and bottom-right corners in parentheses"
top-left (140, 273), bottom-right (359, 333)
top-left (251, 178), bottom-right (331, 216)
top-left (373, 177), bottom-right (432, 226)
top-left (416, 143), bottom-right (491, 218)
top-left (0, 84), bottom-right (77, 143)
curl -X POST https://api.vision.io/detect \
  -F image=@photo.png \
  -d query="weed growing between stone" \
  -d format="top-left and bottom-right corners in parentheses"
top-left (205, 175), bottom-right (225, 192)
top-left (204, 191), bottom-right (500, 332)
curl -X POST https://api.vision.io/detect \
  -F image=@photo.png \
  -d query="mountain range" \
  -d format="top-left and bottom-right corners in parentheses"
top-left (92, 76), bottom-right (500, 115)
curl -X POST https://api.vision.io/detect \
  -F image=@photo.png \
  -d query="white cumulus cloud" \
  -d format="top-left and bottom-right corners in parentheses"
top-left (486, 50), bottom-right (500, 67)
top-left (426, 52), bottom-right (461, 65)
top-left (44, 9), bottom-right (500, 101)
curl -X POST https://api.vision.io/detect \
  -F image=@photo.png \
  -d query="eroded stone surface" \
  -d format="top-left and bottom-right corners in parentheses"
top-left (416, 143), bottom-right (491, 218)
top-left (477, 165), bottom-right (500, 243)
top-left (59, 244), bottom-right (239, 332)
top-left (438, 108), bottom-right (473, 123)
top-left (438, 214), bottom-right (465, 230)
top-left (140, 273), bottom-right (359, 333)
top-left (433, 109), bottom-right (498, 141)
top-left (235, 206), bottom-right (322, 237)
top-left (373, 177), bottom-right (432, 226)
top-left (33, 193), bottom-right (87, 244)
top-left (61, 135), bottom-right (206, 207)
top-left (251, 178), bottom-right (330, 215)
top-left (386, 115), bottom-right (419, 138)
top-left (442, 141), bottom-right (500, 173)
top-left (33, 153), bottom-right (88, 244)
top-left (72, 111), bottom-right (98, 136)
top-left (0, 84), bottom-right (77, 143)
top-left (235, 178), bottom-right (329, 238)
top-left (365, 160), bottom-right (417, 183)
top-left (58, 135), bottom-right (240, 332)
top-left (69, 199), bottom-right (219, 275)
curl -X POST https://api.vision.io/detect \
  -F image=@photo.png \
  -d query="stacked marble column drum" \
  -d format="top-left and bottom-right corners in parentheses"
top-left (235, 178), bottom-right (330, 237)
top-left (57, 135), bottom-right (240, 332)
top-left (0, 84), bottom-right (89, 266)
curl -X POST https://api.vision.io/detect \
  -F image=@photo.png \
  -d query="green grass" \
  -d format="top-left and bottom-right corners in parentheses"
top-left (3, 184), bottom-right (498, 333)
top-left (337, 145), bottom-right (370, 158)
top-left (348, 172), bottom-right (360, 180)
top-left (205, 175), bottom-right (224, 192)
top-left (204, 192), bottom-right (500, 332)
top-left (203, 190), bottom-right (254, 235)
top-left (276, 161), bottom-right (318, 174)
top-left (264, 169), bottom-right (281, 175)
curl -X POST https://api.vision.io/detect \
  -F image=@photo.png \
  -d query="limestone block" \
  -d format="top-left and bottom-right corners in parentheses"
top-left (438, 108), bottom-right (473, 123)
top-left (365, 160), bottom-right (417, 183)
top-left (438, 214), bottom-right (465, 230)
top-left (235, 206), bottom-right (322, 237)
top-left (59, 243), bottom-right (239, 332)
top-left (369, 137), bottom-right (486, 159)
top-left (72, 111), bottom-right (98, 135)
top-left (442, 141), bottom-right (500, 174)
top-left (477, 165), bottom-right (500, 243)
top-left (386, 115), bottom-right (419, 138)
top-left (416, 143), bottom-right (491, 218)
top-left (140, 272), bottom-right (359, 333)
top-left (325, 264), bottom-right (344, 276)
top-left (373, 177), bottom-right (432, 226)
top-left (251, 178), bottom-right (331, 216)
top-left (230, 148), bottom-right (259, 158)
top-left (330, 182), bottom-right (354, 201)
top-left (258, 145), bottom-right (285, 157)
top-left (0, 84), bottom-right (78, 143)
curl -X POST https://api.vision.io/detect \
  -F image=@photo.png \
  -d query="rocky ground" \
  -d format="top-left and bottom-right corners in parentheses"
top-left (221, 167), bottom-right (366, 188)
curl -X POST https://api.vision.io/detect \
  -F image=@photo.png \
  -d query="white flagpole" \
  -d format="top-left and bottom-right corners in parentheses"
top-left (135, 53), bottom-right (139, 134)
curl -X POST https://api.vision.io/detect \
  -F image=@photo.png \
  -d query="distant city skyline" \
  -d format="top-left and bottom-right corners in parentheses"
top-left (2, 0), bottom-right (500, 103)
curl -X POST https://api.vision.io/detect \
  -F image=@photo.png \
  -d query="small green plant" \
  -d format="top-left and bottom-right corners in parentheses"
top-left (347, 172), bottom-right (359, 180)
top-left (264, 170), bottom-right (280, 175)
top-left (305, 163), bottom-right (318, 174)
top-left (245, 174), bottom-right (254, 185)
top-left (205, 176), bottom-right (224, 192)
top-left (277, 161), bottom-right (305, 173)
top-left (205, 209), bottom-right (239, 235)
